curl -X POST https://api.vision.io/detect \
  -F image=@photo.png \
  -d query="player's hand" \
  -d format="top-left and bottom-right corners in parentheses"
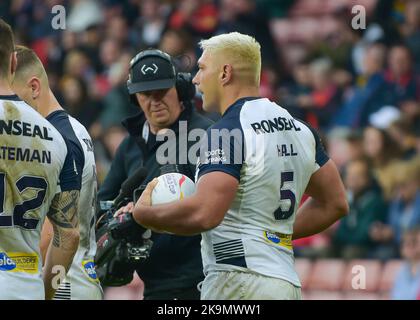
top-left (133, 178), bottom-right (165, 233)
top-left (114, 201), bottom-right (134, 217)
top-left (136, 178), bottom-right (158, 208)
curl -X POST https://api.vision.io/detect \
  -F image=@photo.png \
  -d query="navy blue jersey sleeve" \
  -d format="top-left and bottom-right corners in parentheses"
top-left (308, 126), bottom-right (329, 167)
top-left (47, 111), bottom-right (84, 191)
top-left (59, 137), bottom-right (83, 191)
top-left (295, 119), bottom-right (329, 167)
top-left (196, 112), bottom-right (245, 182)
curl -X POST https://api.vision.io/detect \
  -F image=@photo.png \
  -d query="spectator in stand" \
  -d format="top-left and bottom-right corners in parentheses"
top-left (384, 45), bottom-right (419, 105)
top-left (59, 75), bottom-right (100, 131)
top-left (333, 158), bottom-right (387, 259)
top-left (294, 58), bottom-right (342, 130)
top-left (333, 43), bottom-right (391, 128)
top-left (131, 0), bottom-right (168, 50)
top-left (216, 0), bottom-right (280, 69)
top-left (399, 1), bottom-right (420, 73)
top-left (387, 117), bottom-right (418, 160)
top-left (363, 126), bottom-right (402, 200)
top-left (95, 38), bottom-right (123, 97)
top-left (159, 28), bottom-right (196, 71)
top-left (370, 159), bottom-right (420, 260)
top-left (90, 51), bottom-right (138, 140)
top-left (168, 0), bottom-right (219, 39)
top-left (106, 15), bottom-right (129, 47)
top-left (345, 132), bottom-right (365, 164)
top-left (391, 228), bottom-right (420, 300)
top-left (278, 60), bottom-right (312, 121)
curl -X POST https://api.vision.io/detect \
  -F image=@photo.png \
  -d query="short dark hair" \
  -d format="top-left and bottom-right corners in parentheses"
top-left (14, 45), bottom-right (48, 83)
top-left (0, 19), bottom-right (15, 78)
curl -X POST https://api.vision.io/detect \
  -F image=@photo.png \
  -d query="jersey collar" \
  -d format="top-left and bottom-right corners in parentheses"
top-left (0, 94), bottom-right (22, 101)
top-left (223, 96), bottom-right (261, 117)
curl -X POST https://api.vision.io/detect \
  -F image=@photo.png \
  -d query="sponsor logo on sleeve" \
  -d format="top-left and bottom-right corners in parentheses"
top-left (82, 260), bottom-right (100, 283)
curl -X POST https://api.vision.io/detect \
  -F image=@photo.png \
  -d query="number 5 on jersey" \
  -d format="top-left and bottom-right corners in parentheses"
top-left (274, 171), bottom-right (296, 220)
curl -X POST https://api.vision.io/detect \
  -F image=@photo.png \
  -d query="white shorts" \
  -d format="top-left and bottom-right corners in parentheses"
top-left (200, 271), bottom-right (302, 300)
top-left (0, 272), bottom-right (44, 300)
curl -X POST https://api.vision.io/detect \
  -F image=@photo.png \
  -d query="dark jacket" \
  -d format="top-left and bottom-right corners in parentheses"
top-left (98, 104), bottom-right (213, 295)
top-left (334, 187), bottom-right (388, 246)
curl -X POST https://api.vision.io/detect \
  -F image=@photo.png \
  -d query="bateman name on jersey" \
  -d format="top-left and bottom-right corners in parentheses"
top-left (0, 146), bottom-right (51, 164)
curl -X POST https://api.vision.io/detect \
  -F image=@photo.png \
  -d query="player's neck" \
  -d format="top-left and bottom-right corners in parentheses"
top-left (219, 85), bottom-right (260, 115)
top-left (38, 89), bottom-right (63, 117)
top-left (0, 78), bottom-right (15, 95)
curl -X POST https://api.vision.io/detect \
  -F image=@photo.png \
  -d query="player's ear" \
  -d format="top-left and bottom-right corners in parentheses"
top-left (29, 77), bottom-right (41, 100)
top-left (220, 64), bottom-right (233, 86)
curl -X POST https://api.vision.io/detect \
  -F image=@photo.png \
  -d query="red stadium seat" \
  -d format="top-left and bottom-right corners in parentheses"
top-left (294, 258), bottom-right (313, 290)
top-left (379, 260), bottom-right (403, 293)
top-left (343, 291), bottom-right (382, 300)
top-left (341, 259), bottom-right (382, 292)
top-left (304, 290), bottom-right (344, 300)
top-left (307, 259), bottom-right (346, 291)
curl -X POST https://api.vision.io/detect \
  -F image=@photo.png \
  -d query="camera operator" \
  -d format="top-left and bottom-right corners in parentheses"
top-left (97, 49), bottom-right (212, 300)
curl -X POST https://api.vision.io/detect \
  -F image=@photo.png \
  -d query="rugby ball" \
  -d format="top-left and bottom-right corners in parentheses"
top-left (151, 173), bottom-right (196, 205)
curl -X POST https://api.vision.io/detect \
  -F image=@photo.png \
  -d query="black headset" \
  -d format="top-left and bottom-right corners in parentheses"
top-left (127, 49), bottom-right (195, 104)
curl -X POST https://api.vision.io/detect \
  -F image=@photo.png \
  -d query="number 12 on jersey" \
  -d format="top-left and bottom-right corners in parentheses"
top-left (0, 172), bottom-right (47, 230)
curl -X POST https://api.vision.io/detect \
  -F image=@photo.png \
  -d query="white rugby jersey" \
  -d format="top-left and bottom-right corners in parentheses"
top-left (196, 97), bottom-right (329, 287)
top-left (0, 95), bottom-right (68, 299)
top-left (46, 110), bottom-right (102, 299)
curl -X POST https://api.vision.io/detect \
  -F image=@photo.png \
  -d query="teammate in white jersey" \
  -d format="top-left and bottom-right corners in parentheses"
top-left (131, 32), bottom-right (349, 299)
top-left (0, 19), bottom-right (79, 300)
top-left (11, 46), bottom-right (103, 300)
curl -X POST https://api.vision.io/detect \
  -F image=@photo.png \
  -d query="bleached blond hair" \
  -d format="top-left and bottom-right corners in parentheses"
top-left (199, 32), bottom-right (261, 86)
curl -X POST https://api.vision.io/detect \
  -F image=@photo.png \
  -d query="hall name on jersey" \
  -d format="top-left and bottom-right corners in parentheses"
top-left (0, 119), bottom-right (53, 141)
top-left (277, 144), bottom-right (298, 157)
top-left (250, 117), bottom-right (301, 134)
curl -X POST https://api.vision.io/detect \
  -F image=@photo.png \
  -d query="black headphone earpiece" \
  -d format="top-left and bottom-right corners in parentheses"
top-left (176, 72), bottom-right (195, 102)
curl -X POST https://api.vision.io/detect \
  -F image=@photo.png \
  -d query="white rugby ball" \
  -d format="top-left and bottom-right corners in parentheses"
top-left (151, 173), bottom-right (196, 205)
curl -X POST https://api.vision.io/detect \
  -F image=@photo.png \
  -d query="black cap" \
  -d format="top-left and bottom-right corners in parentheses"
top-left (127, 50), bottom-right (177, 94)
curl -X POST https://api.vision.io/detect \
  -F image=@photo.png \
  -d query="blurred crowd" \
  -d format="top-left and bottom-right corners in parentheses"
top-left (1, 0), bottom-right (420, 297)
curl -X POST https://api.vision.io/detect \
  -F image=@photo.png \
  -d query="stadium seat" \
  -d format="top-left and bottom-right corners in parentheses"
top-left (341, 259), bottom-right (382, 292)
top-left (343, 291), bottom-right (382, 300)
top-left (379, 260), bottom-right (403, 293)
top-left (304, 290), bottom-right (344, 300)
top-left (294, 258), bottom-right (313, 289)
top-left (306, 259), bottom-right (346, 291)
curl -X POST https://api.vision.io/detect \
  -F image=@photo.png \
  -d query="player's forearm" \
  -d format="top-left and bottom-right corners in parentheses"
top-left (292, 197), bottom-right (348, 240)
top-left (40, 218), bottom-right (53, 264)
top-left (44, 190), bottom-right (80, 299)
top-left (133, 197), bottom-right (207, 235)
top-left (43, 228), bottom-right (79, 299)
